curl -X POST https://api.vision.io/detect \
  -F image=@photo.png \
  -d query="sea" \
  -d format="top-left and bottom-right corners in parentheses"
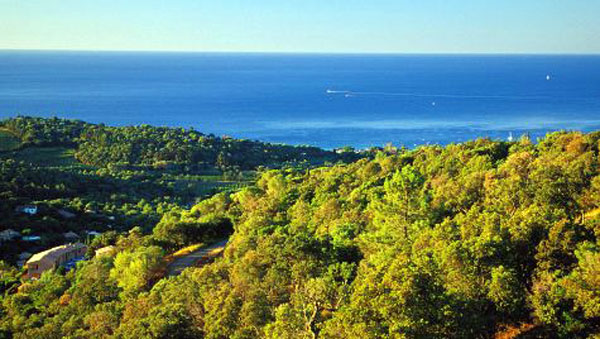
top-left (1, 51), bottom-right (599, 150)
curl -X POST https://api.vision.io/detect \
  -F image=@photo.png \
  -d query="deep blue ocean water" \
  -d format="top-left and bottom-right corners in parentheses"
top-left (1, 51), bottom-right (599, 149)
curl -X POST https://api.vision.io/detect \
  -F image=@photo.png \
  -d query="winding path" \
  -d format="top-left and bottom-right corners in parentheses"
top-left (166, 239), bottom-right (228, 277)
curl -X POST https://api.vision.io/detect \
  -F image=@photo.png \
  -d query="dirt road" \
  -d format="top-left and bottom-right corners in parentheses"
top-left (166, 239), bottom-right (228, 277)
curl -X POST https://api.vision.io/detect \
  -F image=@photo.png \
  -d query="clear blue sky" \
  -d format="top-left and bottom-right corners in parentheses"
top-left (1, 0), bottom-right (599, 53)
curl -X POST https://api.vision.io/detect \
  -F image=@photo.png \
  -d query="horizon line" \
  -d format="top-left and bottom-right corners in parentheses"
top-left (1, 48), bottom-right (599, 56)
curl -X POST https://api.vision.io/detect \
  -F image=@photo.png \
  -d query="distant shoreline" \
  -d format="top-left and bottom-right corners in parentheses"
top-left (1, 49), bottom-right (600, 57)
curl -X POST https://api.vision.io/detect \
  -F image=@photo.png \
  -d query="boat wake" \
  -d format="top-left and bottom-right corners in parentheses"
top-left (326, 89), bottom-right (549, 100)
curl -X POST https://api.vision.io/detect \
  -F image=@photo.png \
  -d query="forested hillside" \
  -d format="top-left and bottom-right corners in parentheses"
top-left (2, 130), bottom-right (600, 338)
top-left (0, 117), bottom-right (357, 265)
top-left (2, 116), bottom-right (354, 170)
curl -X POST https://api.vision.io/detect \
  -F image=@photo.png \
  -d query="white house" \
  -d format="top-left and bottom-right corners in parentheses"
top-left (15, 205), bottom-right (38, 215)
top-left (86, 230), bottom-right (102, 237)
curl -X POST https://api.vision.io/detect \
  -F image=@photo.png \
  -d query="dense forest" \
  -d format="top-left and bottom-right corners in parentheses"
top-left (2, 116), bottom-right (355, 169)
top-left (2, 125), bottom-right (600, 337)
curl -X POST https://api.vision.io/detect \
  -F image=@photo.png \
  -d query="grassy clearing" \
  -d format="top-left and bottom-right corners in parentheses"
top-left (1, 147), bottom-right (87, 168)
top-left (167, 174), bottom-right (253, 198)
top-left (0, 129), bottom-right (21, 151)
top-left (195, 181), bottom-right (251, 196)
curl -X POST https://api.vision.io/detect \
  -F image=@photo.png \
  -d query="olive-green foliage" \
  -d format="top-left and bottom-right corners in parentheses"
top-left (0, 121), bottom-right (258, 263)
top-left (1, 116), bottom-right (353, 170)
top-left (168, 132), bottom-right (599, 338)
top-left (0, 232), bottom-right (173, 338)
top-left (152, 193), bottom-right (234, 250)
top-left (4, 146), bottom-right (82, 167)
top-left (1, 116), bottom-right (85, 147)
top-left (0, 156), bottom-right (183, 262)
top-left (2, 131), bottom-right (600, 338)
top-left (110, 246), bottom-right (165, 297)
top-left (0, 262), bottom-right (20, 295)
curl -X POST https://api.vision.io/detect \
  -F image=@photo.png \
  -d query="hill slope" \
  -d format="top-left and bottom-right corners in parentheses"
top-left (2, 130), bottom-right (600, 337)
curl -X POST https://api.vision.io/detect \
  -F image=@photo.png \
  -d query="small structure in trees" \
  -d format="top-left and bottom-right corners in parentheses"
top-left (63, 231), bottom-right (80, 241)
top-left (15, 205), bottom-right (38, 215)
top-left (57, 209), bottom-right (76, 219)
top-left (0, 229), bottom-right (21, 242)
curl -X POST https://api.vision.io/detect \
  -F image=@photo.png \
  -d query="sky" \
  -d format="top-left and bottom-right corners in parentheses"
top-left (1, 0), bottom-right (599, 54)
